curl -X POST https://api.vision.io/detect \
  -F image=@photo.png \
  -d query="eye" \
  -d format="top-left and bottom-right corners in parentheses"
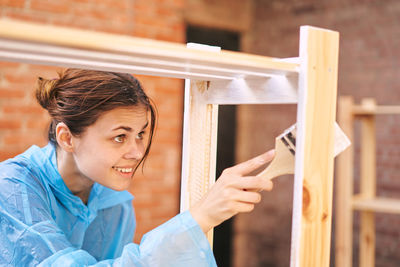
top-left (114, 134), bottom-right (126, 143)
top-left (136, 131), bottom-right (145, 140)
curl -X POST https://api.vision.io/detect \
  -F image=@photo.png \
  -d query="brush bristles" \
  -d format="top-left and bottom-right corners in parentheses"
top-left (278, 124), bottom-right (297, 155)
top-left (277, 122), bottom-right (351, 158)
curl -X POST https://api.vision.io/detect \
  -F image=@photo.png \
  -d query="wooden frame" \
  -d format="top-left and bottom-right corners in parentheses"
top-left (335, 96), bottom-right (400, 267)
top-left (0, 19), bottom-right (339, 267)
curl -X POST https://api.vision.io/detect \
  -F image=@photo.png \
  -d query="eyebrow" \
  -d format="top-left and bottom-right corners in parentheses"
top-left (112, 121), bottom-right (149, 132)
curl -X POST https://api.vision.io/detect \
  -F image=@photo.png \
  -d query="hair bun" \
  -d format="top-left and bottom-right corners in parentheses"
top-left (35, 77), bottom-right (58, 110)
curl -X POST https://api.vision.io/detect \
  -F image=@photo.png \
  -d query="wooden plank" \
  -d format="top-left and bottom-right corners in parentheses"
top-left (359, 98), bottom-right (376, 267)
top-left (0, 39), bottom-right (234, 81)
top-left (0, 19), bottom-right (299, 79)
top-left (204, 75), bottom-right (298, 104)
top-left (180, 80), bottom-right (218, 245)
top-left (352, 195), bottom-right (400, 214)
top-left (180, 44), bottom-right (220, 245)
top-left (292, 26), bottom-right (339, 267)
top-left (353, 105), bottom-right (400, 115)
top-left (335, 96), bottom-right (354, 267)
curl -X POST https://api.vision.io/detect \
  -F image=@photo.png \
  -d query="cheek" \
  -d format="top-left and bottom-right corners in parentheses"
top-left (74, 143), bottom-right (115, 178)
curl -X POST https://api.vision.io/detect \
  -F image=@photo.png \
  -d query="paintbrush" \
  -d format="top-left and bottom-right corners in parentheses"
top-left (257, 122), bottom-right (350, 181)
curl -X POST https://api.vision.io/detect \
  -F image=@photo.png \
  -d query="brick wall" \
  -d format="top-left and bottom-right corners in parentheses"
top-left (0, 0), bottom-right (185, 243)
top-left (235, 0), bottom-right (400, 266)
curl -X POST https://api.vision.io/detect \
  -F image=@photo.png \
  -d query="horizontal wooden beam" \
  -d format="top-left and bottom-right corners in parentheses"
top-left (352, 105), bottom-right (400, 115)
top-left (352, 195), bottom-right (400, 214)
top-left (204, 75), bottom-right (298, 104)
top-left (0, 19), bottom-right (298, 80)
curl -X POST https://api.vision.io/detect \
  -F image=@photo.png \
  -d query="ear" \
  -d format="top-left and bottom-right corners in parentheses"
top-left (56, 122), bottom-right (74, 153)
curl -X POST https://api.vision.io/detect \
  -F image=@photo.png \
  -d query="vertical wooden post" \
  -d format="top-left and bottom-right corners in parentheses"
top-left (180, 79), bottom-right (219, 245)
top-left (180, 44), bottom-right (220, 245)
top-left (359, 98), bottom-right (376, 267)
top-left (292, 26), bottom-right (339, 267)
top-left (335, 96), bottom-right (354, 267)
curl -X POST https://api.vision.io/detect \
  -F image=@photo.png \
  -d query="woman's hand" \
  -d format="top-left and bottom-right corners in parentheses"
top-left (190, 149), bottom-right (275, 233)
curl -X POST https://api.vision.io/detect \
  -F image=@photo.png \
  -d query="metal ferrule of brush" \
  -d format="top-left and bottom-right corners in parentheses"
top-left (279, 124), bottom-right (297, 156)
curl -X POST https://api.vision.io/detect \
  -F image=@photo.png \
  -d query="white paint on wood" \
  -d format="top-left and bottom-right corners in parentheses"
top-left (290, 27), bottom-right (309, 267)
top-left (180, 79), bottom-right (193, 212)
top-left (0, 19), bottom-right (299, 80)
top-left (180, 44), bottom-right (220, 246)
top-left (204, 75), bottom-right (298, 104)
top-left (180, 81), bottom-right (219, 213)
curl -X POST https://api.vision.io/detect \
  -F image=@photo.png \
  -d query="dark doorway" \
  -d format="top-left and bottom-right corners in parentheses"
top-left (186, 25), bottom-right (240, 267)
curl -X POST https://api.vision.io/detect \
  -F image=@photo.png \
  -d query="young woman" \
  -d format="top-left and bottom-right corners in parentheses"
top-left (0, 69), bottom-right (274, 266)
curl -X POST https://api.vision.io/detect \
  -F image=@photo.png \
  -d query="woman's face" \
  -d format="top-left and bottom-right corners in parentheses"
top-left (71, 106), bottom-right (149, 191)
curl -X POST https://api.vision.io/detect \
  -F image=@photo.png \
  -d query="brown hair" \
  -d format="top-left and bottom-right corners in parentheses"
top-left (35, 68), bottom-right (156, 173)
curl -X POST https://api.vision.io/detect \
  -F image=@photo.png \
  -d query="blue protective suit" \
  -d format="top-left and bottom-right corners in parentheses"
top-left (0, 143), bottom-right (216, 266)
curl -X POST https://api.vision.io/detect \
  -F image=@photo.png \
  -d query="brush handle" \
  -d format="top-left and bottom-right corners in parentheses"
top-left (257, 138), bottom-right (295, 180)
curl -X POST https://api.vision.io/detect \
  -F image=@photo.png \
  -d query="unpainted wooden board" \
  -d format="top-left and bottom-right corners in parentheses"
top-left (293, 26), bottom-right (339, 267)
top-left (335, 96), bottom-right (354, 267)
top-left (359, 98), bottom-right (376, 267)
top-left (352, 195), bottom-right (400, 214)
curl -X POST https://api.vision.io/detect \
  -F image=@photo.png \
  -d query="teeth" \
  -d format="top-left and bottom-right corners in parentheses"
top-left (113, 167), bottom-right (133, 173)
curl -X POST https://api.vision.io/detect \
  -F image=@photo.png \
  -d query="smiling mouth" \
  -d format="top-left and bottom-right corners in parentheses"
top-left (112, 166), bottom-right (134, 173)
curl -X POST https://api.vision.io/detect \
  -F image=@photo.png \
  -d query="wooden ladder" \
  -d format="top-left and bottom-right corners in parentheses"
top-left (335, 96), bottom-right (400, 267)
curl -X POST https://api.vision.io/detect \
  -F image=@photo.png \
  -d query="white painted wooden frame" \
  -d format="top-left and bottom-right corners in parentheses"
top-left (0, 19), bottom-right (339, 267)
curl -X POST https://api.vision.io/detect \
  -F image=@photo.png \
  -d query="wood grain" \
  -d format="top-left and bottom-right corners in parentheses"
top-left (293, 26), bottom-right (339, 267)
top-left (335, 96), bottom-right (354, 267)
top-left (359, 98), bottom-right (376, 267)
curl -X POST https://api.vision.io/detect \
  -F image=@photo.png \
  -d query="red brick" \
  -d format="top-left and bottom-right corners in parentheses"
top-left (87, 0), bottom-right (132, 10)
top-left (4, 73), bottom-right (36, 85)
top-left (154, 31), bottom-right (184, 42)
top-left (155, 6), bottom-right (177, 18)
top-left (0, 62), bottom-right (21, 68)
top-left (30, 0), bottom-right (73, 14)
top-left (1, 0), bottom-right (25, 8)
top-left (27, 119), bottom-right (49, 130)
top-left (134, 16), bottom-right (166, 29)
top-left (82, 8), bottom-right (116, 21)
top-left (134, 2), bottom-right (154, 14)
top-left (2, 11), bottom-right (49, 24)
top-left (130, 27), bottom-right (155, 38)
top-left (0, 120), bottom-right (22, 129)
top-left (0, 89), bottom-right (25, 99)
top-left (3, 133), bottom-right (46, 145)
top-left (2, 105), bottom-right (44, 115)
top-left (169, 0), bottom-right (185, 9)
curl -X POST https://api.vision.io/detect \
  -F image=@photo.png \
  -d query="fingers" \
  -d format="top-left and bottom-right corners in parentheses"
top-left (230, 176), bottom-right (274, 191)
top-left (191, 166), bottom-right (275, 232)
top-left (226, 149), bottom-right (275, 176)
top-left (232, 190), bottom-right (262, 204)
top-left (233, 201), bottom-right (256, 213)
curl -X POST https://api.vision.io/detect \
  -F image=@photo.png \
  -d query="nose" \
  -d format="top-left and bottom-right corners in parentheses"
top-left (123, 140), bottom-right (144, 160)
